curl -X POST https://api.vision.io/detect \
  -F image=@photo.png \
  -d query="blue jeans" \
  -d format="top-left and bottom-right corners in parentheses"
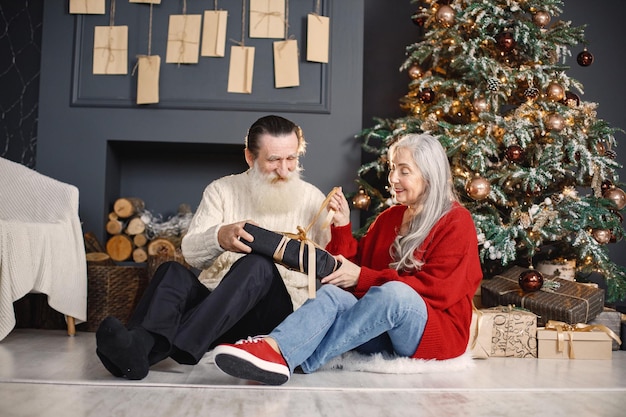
top-left (269, 281), bottom-right (428, 374)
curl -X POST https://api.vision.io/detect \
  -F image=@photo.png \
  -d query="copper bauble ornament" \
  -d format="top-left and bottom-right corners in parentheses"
top-left (533, 11), bottom-right (551, 28)
top-left (408, 64), bottom-right (424, 79)
top-left (418, 87), bottom-right (435, 103)
top-left (519, 269), bottom-right (544, 292)
top-left (546, 82), bottom-right (565, 101)
top-left (603, 187), bottom-right (626, 210)
top-left (495, 31), bottom-right (516, 52)
top-left (436, 5), bottom-right (455, 27)
top-left (577, 49), bottom-right (594, 67)
top-left (472, 97), bottom-right (490, 113)
top-left (546, 114), bottom-right (565, 131)
top-left (466, 175), bottom-right (491, 200)
top-left (505, 144), bottom-right (524, 162)
top-left (352, 189), bottom-right (371, 211)
top-left (592, 229), bottom-right (612, 244)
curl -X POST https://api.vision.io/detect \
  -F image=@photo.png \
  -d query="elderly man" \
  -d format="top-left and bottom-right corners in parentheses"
top-left (95, 115), bottom-right (330, 380)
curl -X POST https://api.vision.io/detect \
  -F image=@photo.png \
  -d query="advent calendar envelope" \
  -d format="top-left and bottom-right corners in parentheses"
top-left (249, 0), bottom-right (285, 39)
top-left (201, 10), bottom-right (228, 57)
top-left (93, 26), bottom-right (128, 75)
top-left (273, 39), bottom-right (299, 88)
top-left (227, 46), bottom-right (255, 94)
top-left (307, 14), bottom-right (329, 63)
top-left (70, 0), bottom-right (105, 14)
top-left (166, 15), bottom-right (202, 64)
top-left (136, 55), bottom-right (160, 105)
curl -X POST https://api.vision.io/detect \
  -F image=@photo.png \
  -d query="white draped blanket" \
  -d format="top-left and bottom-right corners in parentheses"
top-left (0, 157), bottom-right (87, 340)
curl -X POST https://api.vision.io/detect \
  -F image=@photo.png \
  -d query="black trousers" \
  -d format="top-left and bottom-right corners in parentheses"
top-left (127, 254), bottom-right (294, 365)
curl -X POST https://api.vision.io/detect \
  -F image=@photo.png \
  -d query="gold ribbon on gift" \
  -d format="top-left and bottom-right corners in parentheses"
top-left (273, 187), bottom-right (340, 299)
top-left (544, 320), bottom-right (622, 359)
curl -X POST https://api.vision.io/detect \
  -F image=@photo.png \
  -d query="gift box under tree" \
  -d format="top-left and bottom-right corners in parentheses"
top-left (468, 305), bottom-right (538, 359)
top-left (481, 265), bottom-right (605, 326)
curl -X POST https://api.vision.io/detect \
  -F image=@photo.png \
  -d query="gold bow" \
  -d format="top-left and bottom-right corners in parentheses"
top-left (544, 320), bottom-right (622, 359)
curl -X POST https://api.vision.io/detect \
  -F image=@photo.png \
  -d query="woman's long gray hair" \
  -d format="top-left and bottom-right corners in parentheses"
top-left (389, 133), bottom-right (458, 271)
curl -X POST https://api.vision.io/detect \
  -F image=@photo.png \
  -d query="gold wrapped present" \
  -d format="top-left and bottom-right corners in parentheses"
top-left (481, 266), bottom-right (605, 326)
top-left (537, 320), bottom-right (621, 359)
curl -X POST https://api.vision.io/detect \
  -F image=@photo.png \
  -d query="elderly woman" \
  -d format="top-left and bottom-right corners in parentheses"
top-left (213, 133), bottom-right (483, 385)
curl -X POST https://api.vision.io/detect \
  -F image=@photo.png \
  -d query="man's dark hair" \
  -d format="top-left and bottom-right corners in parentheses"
top-left (245, 115), bottom-right (306, 158)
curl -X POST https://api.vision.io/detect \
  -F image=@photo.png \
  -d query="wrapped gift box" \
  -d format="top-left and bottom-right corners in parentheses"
top-left (242, 223), bottom-right (340, 279)
top-left (537, 324), bottom-right (613, 359)
top-left (588, 307), bottom-right (622, 350)
top-left (468, 306), bottom-right (537, 359)
top-left (481, 266), bottom-right (604, 326)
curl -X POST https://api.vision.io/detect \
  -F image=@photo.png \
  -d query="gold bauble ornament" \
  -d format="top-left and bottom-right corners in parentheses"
top-left (532, 11), bottom-right (551, 28)
top-left (592, 229), bottom-right (612, 244)
top-left (408, 64), bottom-right (424, 80)
top-left (603, 187), bottom-right (626, 210)
top-left (352, 189), bottom-right (371, 210)
top-left (466, 175), bottom-right (491, 200)
top-left (436, 5), bottom-right (455, 27)
top-left (546, 114), bottom-right (565, 131)
top-left (472, 97), bottom-right (490, 113)
top-left (546, 82), bottom-right (565, 102)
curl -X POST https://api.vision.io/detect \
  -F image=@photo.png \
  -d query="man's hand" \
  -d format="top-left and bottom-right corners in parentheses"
top-left (320, 255), bottom-right (360, 289)
top-left (217, 221), bottom-right (255, 253)
top-left (327, 187), bottom-right (351, 227)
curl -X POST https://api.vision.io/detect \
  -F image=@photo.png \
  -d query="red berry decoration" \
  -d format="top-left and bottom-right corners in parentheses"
top-left (519, 269), bottom-right (544, 292)
top-left (577, 49), bottom-right (594, 67)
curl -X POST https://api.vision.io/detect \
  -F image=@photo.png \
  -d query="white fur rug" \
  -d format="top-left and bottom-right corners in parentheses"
top-left (319, 350), bottom-right (475, 374)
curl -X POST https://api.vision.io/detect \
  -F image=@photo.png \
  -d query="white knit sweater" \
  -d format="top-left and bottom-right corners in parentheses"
top-left (181, 171), bottom-right (330, 310)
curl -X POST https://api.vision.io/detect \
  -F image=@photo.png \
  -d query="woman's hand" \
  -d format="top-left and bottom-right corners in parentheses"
top-left (217, 220), bottom-right (254, 253)
top-left (327, 187), bottom-right (351, 227)
top-left (320, 255), bottom-right (360, 289)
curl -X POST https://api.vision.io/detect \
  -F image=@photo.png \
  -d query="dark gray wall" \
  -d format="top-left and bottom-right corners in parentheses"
top-left (36, 1), bottom-right (363, 243)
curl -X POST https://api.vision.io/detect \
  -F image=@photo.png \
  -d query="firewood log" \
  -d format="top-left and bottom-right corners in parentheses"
top-left (133, 233), bottom-right (148, 248)
top-left (84, 231), bottom-right (106, 253)
top-left (126, 216), bottom-right (146, 235)
top-left (106, 219), bottom-right (125, 235)
top-left (106, 234), bottom-right (134, 262)
top-left (132, 247), bottom-right (148, 263)
top-left (113, 197), bottom-right (145, 219)
top-left (85, 251), bottom-right (115, 266)
top-left (147, 238), bottom-right (176, 257)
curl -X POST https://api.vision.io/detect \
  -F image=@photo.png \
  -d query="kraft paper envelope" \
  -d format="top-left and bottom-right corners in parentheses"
top-left (129, 0), bottom-right (162, 4)
top-left (201, 10), bottom-right (228, 57)
top-left (70, 0), bottom-right (105, 14)
top-left (93, 26), bottom-right (128, 75)
top-left (166, 15), bottom-right (202, 64)
top-left (307, 14), bottom-right (329, 63)
top-left (249, 0), bottom-right (285, 39)
top-left (273, 39), bottom-right (299, 88)
top-left (227, 46), bottom-right (255, 94)
top-left (136, 55), bottom-right (160, 105)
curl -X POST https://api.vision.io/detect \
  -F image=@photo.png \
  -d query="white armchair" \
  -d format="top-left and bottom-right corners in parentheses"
top-left (0, 157), bottom-right (87, 340)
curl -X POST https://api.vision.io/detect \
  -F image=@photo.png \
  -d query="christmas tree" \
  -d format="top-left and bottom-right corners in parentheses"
top-left (355, 0), bottom-right (626, 302)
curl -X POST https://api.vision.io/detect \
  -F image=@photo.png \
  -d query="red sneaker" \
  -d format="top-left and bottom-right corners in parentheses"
top-left (213, 336), bottom-right (290, 385)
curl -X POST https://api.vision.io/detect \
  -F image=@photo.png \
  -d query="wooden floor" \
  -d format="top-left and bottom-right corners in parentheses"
top-left (0, 328), bottom-right (625, 417)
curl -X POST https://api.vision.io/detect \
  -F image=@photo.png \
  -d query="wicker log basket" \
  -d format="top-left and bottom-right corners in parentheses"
top-left (78, 264), bottom-right (148, 332)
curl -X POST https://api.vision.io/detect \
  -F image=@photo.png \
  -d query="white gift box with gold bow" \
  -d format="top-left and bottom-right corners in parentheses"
top-left (537, 320), bottom-right (622, 359)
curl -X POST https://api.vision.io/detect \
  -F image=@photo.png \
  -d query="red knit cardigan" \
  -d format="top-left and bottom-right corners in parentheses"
top-left (326, 202), bottom-right (483, 360)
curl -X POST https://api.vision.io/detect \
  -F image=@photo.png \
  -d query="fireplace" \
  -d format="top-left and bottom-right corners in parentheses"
top-left (105, 140), bottom-right (248, 221)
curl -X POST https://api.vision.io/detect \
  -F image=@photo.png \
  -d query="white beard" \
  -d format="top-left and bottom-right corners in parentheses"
top-left (246, 165), bottom-right (307, 215)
